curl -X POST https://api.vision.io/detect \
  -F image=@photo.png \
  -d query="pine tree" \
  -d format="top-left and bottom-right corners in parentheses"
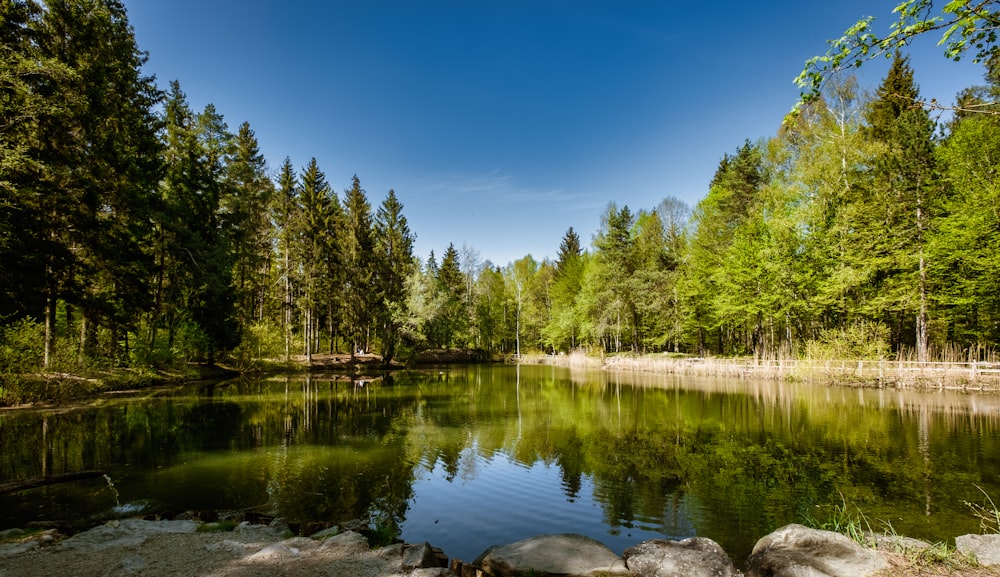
top-left (373, 189), bottom-right (415, 364)
top-left (272, 157), bottom-right (299, 361)
top-left (292, 158), bottom-right (339, 362)
top-left (862, 52), bottom-right (940, 361)
top-left (544, 227), bottom-right (584, 351)
top-left (12, 0), bottom-right (163, 366)
top-left (435, 244), bottom-right (466, 348)
top-left (224, 122), bottom-right (274, 326)
top-left (341, 176), bottom-right (375, 355)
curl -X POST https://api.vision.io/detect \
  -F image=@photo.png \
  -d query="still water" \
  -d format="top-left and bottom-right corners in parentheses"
top-left (2, 365), bottom-right (1000, 563)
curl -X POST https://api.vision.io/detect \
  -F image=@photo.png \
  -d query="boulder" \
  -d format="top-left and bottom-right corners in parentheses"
top-left (318, 529), bottom-right (370, 554)
top-left (956, 533), bottom-right (1000, 565)
top-left (745, 524), bottom-right (888, 577)
top-left (624, 537), bottom-right (738, 577)
top-left (403, 542), bottom-right (440, 570)
top-left (60, 519), bottom-right (198, 551)
top-left (472, 533), bottom-right (628, 577)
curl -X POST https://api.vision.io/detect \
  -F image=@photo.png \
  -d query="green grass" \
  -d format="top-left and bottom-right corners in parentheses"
top-left (196, 520), bottom-right (240, 533)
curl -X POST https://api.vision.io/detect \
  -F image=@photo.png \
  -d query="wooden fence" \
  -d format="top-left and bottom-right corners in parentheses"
top-left (516, 353), bottom-right (1000, 389)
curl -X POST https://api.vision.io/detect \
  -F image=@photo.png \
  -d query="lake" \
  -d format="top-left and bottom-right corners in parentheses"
top-left (2, 364), bottom-right (1000, 563)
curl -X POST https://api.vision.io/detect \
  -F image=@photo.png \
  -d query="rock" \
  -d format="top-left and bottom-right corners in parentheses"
top-left (403, 542), bottom-right (439, 570)
top-left (60, 519), bottom-right (198, 551)
top-left (409, 569), bottom-right (452, 577)
top-left (956, 533), bottom-right (1000, 565)
top-left (205, 539), bottom-right (254, 555)
top-left (861, 532), bottom-right (931, 553)
top-left (268, 517), bottom-right (292, 536)
top-left (0, 528), bottom-right (26, 540)
top-left (745, 524), bottom-right (889, 577)
top-left (0, 540), bottom-right (39, 558)
top-left (309, 525), bottom-right (341, 539)
top-left (624, 537), bottom-right (738, 577)
top-left (319, 530), bottom-right (370, 554)
top-left (109, 555), bottom-right (146, 575)
top-left (472, 533), bottom-right (628, 577)
top-left (247, 542), bottom-right (300, 561)
top-left (216, 510), bottom-right (245, 523)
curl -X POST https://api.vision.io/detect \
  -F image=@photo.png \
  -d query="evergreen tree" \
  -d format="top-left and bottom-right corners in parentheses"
top-left (543, 227), bottom-right (584, 351)
top-left (435, 244), bottom-right (466, 347)
top-left (223, 122), bottom-right (275, 326)
top-left (272, 157), bottom-right (299, 361)
top-left (28, 0), bottom-right (163, 366)
top-left (0, 0), bottom-right (75, 339)
top-left (341, 176), bottom-right (374, 355)
top-left (292, 158), bottom-right (339, 362)
top-left (152, 82), bottom-right (236, 361)
top-left (591, 203), bottom-right (638, 352)
top-left (373, 189), bottom-right (415, 364)
top-left (862, 52), bottom-right (940, 361)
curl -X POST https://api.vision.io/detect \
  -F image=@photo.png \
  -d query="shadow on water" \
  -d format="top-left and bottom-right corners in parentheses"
top-left (2, 365), bottom-right (1000, 563)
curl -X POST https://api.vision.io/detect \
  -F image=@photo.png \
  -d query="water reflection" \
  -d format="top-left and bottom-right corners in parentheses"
top-left (2, 365), bottom-right (1000, 564)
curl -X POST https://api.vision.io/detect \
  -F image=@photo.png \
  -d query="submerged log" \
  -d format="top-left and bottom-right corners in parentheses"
top-left (0, 470), bottom-right (107, 494)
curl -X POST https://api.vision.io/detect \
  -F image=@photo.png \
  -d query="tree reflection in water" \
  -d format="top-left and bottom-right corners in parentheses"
top-left (2, 365), bottom-right (1000, 563)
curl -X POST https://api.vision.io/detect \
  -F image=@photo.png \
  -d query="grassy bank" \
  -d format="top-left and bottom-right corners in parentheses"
top-left (516, 351), bottom-right (1000, 390)
top-left (0, 364), bottom-right (236, 408)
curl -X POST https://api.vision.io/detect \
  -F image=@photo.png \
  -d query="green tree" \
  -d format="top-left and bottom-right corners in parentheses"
top-left (292, 158), bottom-right (339, 362)
top-left (4, 0), bottom-right (162, 367)
top-left (0, 0), bottom-right (79, 358)
top-left (543, 227), bottom-right (585, 352)
top-left (373, 189), bottom-right (415, 364)
top-left (436, 244), bottom-right (467, 348)
top-left (223, 122), bottom-right (274, 328)
top-left (680, 141), bottom-right (768, 354)
top-left (474, 263), bottom-right (512, 356)
top-left (593, 203), bottom-right (639, 352)
top-left (341, 176), bottom-right (374, 355)
top-left (863, 53), bottom-right (941, 361)
top-left (151, 83), bottom-right (237, 362)
top-left (272, 157), bottom-right (299, 361)
top-left (932, 111), bottom-right (1000, 346)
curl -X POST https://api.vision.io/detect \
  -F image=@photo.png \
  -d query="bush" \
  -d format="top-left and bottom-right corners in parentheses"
top-left (0, 318), bottom-right (44, 372)
top-left (805, 321), bottom-right (891, 360)
top-left (227, 321), bottom-right (286, 369)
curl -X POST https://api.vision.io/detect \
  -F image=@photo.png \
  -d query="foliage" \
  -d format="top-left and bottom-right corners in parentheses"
top-left (794, 0), bottom-right (1000, 116)
top-left (964, 485), bottom-right (1000, 534)
top-left (808, 495), bottom-right (875, 545)
top-left (0, 319), bottom-right (45, 373)
top-left (4, 0), bottom-right (1000, 373)
top-left (804, 322), bottom-right (893, 360)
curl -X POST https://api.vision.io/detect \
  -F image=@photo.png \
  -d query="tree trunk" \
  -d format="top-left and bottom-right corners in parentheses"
top-left (44, 295), bottom-right (56, 370)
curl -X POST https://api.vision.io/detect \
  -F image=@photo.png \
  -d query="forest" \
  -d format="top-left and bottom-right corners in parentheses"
top-left (2, 0), bottom-right (1000, 376)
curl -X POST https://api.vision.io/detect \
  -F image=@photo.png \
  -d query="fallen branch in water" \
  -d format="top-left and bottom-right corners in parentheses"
top-left (0, 470), bottom-right (107, 494)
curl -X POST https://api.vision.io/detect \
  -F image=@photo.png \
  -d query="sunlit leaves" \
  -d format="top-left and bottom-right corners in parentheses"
top-left (792, 0), bottom-right (999, 120)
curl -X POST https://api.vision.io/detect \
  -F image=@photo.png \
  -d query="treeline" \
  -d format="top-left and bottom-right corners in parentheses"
top-left (416, 51), bottom-right (1000, 362)
top-left (1, 0), bottom-right (419, 369)
top-left (529, 52), bottom-right (1000, 362)
top-left (2, 1), bottom-right (999, 373)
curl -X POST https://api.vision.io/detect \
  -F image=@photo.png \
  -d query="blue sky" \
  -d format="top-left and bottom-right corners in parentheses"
top-left (122, 1), bottom-right (986, 267)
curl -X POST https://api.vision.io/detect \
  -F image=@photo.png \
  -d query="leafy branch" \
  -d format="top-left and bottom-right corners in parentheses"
top-left (791, 0), bottom-right (1000, 118)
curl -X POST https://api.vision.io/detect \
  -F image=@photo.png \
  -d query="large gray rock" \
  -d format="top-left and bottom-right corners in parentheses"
top-left (956, 533), bottom-right (1000, 565)
top-left (745, 524), bottom-right (888, 577)
top-left (472, 533), bottom-right (628, 577)
top-left (624, 537), bottom-right (738, 577)
top-left (60, 519), bottom-right (198, 551)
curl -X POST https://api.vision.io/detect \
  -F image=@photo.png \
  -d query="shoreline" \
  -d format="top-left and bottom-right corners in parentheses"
top-left (3, 516), bottom-right (1000, 577)
top-left (514, 351), bottom-right (1000, 390)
